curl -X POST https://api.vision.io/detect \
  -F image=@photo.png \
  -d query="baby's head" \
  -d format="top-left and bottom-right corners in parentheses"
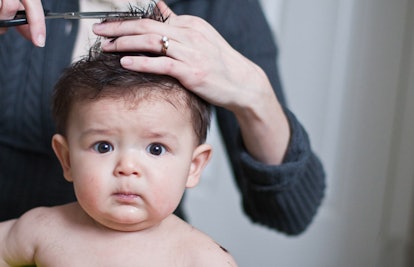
top-left (52, 50), bottom-right (211, 145)
top-left (50, 5), bottom-right (212, 232)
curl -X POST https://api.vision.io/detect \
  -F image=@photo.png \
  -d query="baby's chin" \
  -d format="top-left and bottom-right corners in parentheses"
top-left (92, 211), bottom-right (164, 232)
top-left (95, 217), bottom-right (159, 232)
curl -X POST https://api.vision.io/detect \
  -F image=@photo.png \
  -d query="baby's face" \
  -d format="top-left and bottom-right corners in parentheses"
top-left (63, 97), bottom-right (198, 231)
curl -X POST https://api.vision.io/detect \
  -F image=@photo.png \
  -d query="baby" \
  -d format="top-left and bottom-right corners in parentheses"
top-left (0, 48), bottom-right (237, 266)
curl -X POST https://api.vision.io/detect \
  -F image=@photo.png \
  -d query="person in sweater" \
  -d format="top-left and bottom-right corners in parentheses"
top-left (0, 47), bottom-right (237, 267)
top-left (0, 0), bottom-right (325, 235)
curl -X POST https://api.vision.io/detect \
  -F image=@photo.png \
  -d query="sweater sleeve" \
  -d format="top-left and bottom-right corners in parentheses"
top-left (214, 0), bottom-right (326, 235)
top-left (237, 109), bottom-right (325, 234)
top-left (216, 104), bottom-right (325, 235)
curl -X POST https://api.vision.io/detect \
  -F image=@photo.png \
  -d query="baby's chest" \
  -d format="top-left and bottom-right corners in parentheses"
top-left (35, 238), bottom-right (186, 267)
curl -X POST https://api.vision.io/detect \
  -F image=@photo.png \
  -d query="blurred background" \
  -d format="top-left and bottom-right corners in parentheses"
top-left (184, 0), bottom-right (414, 266)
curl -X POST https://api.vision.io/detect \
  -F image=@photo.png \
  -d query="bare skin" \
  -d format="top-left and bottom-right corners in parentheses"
top-left (0, 94), bottom-right (237, 267)
top-left (0, 203), bottom-right (237, 267)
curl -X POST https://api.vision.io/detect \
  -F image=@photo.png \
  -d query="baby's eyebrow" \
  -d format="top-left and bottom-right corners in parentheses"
top-left (79, 128), bottom-right (179, 141)
top-left (79, 128), bottom-right (117, 138)
top-left (141, 130), bottom-right (178, 141)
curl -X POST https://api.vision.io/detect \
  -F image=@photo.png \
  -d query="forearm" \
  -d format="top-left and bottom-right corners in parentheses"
top-left (233, 73), bottom-right (290, 165)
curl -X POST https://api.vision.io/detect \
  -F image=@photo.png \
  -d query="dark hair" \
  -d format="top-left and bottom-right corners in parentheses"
top-left (52, 50), bottom-right (211, 144)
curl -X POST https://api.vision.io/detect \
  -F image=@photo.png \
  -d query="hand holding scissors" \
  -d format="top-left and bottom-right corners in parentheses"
top-left (0, 9), bottom-right (144, 27)
top-left (0, 0), bottom-right (45, 46)
top-left (0, 0), bottom-right (143, 47)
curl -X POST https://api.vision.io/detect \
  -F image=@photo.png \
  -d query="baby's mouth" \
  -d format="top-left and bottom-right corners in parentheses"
top-left (113, 192), bottom-right (141, 203)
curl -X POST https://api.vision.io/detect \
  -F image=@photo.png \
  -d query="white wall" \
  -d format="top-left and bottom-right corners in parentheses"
top-left (186, 0), bottom-right (414, 266)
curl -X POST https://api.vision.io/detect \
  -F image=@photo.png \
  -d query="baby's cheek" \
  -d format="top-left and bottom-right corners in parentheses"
top-left (151, 188), bottom-right (183, 216)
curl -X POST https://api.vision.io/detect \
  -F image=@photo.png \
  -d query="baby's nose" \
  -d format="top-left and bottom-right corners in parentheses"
top-left (114, 153), bottom-right (141, 177)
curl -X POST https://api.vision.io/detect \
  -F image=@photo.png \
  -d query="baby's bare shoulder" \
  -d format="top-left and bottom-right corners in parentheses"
top-left (0, 204), bottom-right (78, 266)
top-left (19, 203), bottom-right (76, 226)
top-left (7, 202), bottom-right (80, 242)
top-left (175, 222), bottom-right (238, 267)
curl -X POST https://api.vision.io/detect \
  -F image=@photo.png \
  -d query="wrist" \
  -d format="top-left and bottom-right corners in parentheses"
top-left (234, 88), bottom-right (290, 165)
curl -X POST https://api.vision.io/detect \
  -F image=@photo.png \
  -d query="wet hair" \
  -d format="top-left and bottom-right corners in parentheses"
top-left (102, 1), bottom-right (169, 23)
top-left (52, 2), bottom-right (210, 144)
top-left (52, 50), bottom-right (211, 144)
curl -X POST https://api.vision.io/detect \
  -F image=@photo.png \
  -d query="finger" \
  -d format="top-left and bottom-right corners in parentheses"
top-left (93, 19), bottom-right (143, 37)
top-left (120, 56), bottom-right (196, 89)
top-left (93, 15), bottom-right (221, 49)
top-left (20, 0), bottom-right (45, 47)
top-left (92, 17), bottom-right (205, 50)
top-left (0, 0), bottom-right (20, 19)
top-left (0, 0), bottom-right (21, 35)
top-left (93, 17), bottom-right (176, 39)
top-left (120, 55), bottom-right (217, 105)
top-left (101, 34), bottom-right (185, 60)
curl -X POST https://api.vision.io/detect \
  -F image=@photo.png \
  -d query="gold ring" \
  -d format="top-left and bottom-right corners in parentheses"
top-left (161, 36), bottom-right (169, 55)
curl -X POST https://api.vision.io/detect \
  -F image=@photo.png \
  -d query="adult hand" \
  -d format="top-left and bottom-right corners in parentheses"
top-left (0, 0), bottom-right (45, 47)
top-left (93, 1), bottom-right (290, 165)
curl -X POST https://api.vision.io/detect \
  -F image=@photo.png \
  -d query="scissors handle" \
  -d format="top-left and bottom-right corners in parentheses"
top-left (0, 10), bottom-right (142, 28)
top-left (0, 10), bottom-right (34, 27)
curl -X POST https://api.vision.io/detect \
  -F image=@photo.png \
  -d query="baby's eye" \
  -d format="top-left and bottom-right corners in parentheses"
top-left (92, 142), bottom-right (114, 154)
top-left (146, 143), bottom-right (166, 156)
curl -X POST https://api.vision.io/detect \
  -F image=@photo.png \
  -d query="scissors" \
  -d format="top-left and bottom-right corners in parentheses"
top-left (0, 10), bottom-right (142, 27)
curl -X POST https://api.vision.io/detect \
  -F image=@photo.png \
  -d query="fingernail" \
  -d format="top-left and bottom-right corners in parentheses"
top-left (121, 57), bottom-right (133, 66)
top-left (36, 34), bottom-right (45, 47)
top-left (93, 23), bottom-right (104, 32)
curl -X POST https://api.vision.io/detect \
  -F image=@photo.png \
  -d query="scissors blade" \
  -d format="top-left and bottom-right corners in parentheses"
top-left (0, 10), bottom-right (140, 27)
top-left (45, 11), bottom-right (138, 20)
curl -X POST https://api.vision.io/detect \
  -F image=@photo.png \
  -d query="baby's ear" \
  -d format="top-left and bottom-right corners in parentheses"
top-left (51, 134), bottom-right (73, 182)
top-left (186, 144), bottom-right (212, 188)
